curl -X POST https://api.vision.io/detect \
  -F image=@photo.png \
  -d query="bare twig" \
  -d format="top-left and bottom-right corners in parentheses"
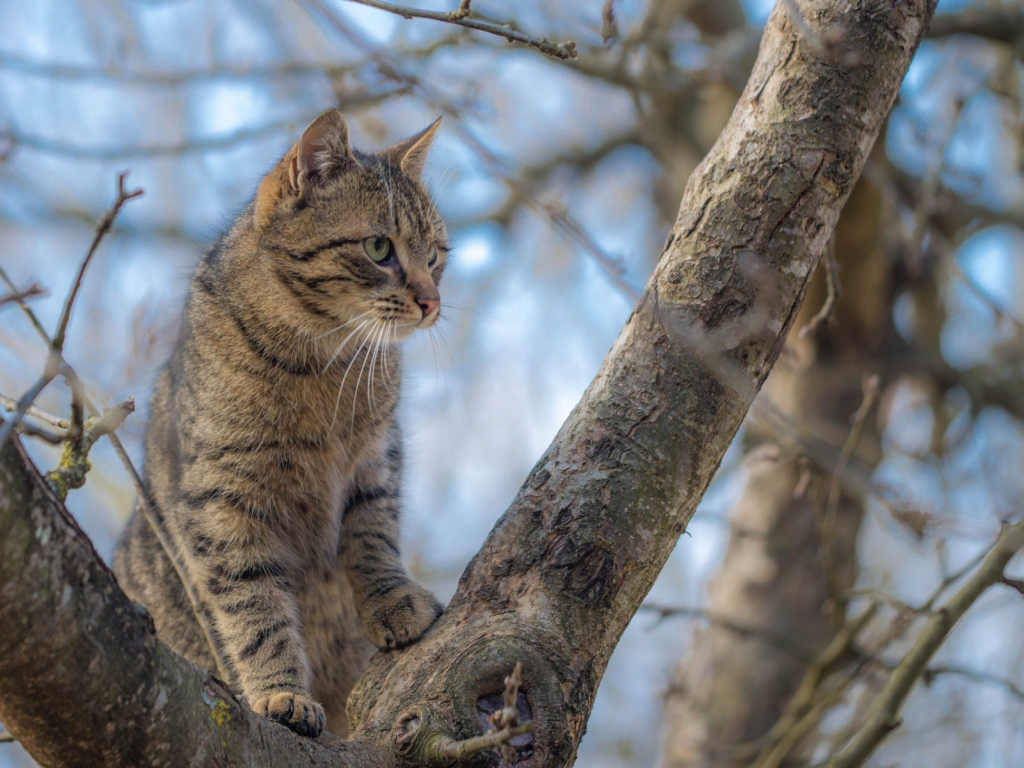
top-left (1001, 576), bottom-right (1024, 597)
top-left (0, 350), bottom-right (63, 449)
top-left (441, 722), bottom-right (534, 762)
top-left (799, 237), bottom-right (839, 338)
top-left (0, 54), bottom-right (360, 84)
top-left (640, 603), bottom-right (814, 662)
top-left (342, 0), bottom-right (576, 59)
top-left (0, 282), bottom-right (44, 307)
top-left (0, 728), bottom-right (12, 743)
top-left (819, 374), bottom-right (879, 602)
top-left (0, 173), bottom-right (141, 449)
top-left (53, 172), bottom-right (142, 351)
top-left (739, 606), bottom-right (877, 765)
top-left (0, 391), bottom-right (68, 428)
top-left (447, 662), bottom-right (532, 763)
top-left (829, 519), bottom-right (1024, 768)
top-left (14, 421), bottom-right (67, 445)
top-left (0, 265), bottom-right (50, 343)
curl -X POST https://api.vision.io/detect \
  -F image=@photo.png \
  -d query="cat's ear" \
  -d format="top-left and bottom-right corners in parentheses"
top-left (384, 117), bottom-right (442, 180)
top-left (289, 110), bottom-right (357, 192)
top-left (255, 110), bottom-right (357, 229)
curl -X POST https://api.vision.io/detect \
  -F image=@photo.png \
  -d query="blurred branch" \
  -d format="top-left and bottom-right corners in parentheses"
top-left (927, 7), bottom-right (1024, 43)
top-left (640, 603), bottom-right (815, 661)
top-left (0, 282), bottom-right (44, 307)
top-left (1, 96), bottom-right (401, 159)
top-left (0, 55), bottom-right (359, 83)
top-left (830, 518), bottom-right (1024, 768)
top-left (799, 238), bottom-right (839, 338)
top-left (342, 0), bottom-right (577, 59)
top-left (820, 374), bottom-right (879, 603)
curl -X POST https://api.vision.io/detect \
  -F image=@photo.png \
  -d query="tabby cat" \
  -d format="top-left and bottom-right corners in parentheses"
top-left (114, 110), bottom-right (448, 738)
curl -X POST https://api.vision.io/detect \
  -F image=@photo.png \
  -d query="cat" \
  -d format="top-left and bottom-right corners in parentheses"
top-left (114, 109), bottom-right (448, 739)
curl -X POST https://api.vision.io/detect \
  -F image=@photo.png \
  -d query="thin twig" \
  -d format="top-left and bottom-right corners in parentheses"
top-left (445, 662), bottom-right (532, 763)
top-left (0, 390), bottom-right (69, 428)
top-left (0, 265), bottom-right (50, 342)
top-left (829, 518), bottom-right (1024, 768)
top-left (441, 722), bottom-right (534, 762)
top-left (0, 728), bottom-right (13, 743)
top-left (640, 603), bottom-right (815, 662)
top-left (53, 172), bottom-right (143, 351)
top-left (0, 350), bottom-right (63, 448)
top-left (342, 0), bottom-right (576, 59)
top-left (0, 282), bottom-right (44, 307)
top-left (819, 374), bottom-right (879, 602)
top-left (15, 421), bottom-right (67, 445)
top-left (738, 606), bottom-right (877, 764)
top-left (1001, 576), bottom-right (1024, 597)
top-left (799, 236), bottom-right (839, 338)
top-left (0, 173), bottom-right (141, 449)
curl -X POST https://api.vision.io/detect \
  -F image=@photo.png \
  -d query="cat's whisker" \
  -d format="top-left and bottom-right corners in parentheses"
top-left (381, 320), bottom-right (396, 385)
top-left (366, 322), bottom-right (386, 422)
top-left (322, 319), bottom-right (373, 374)
top-left (428, 327), bottom-right (450, 403)
top-left (350, 321), bottom-right (383, 430)
top-left (313, 309), bottom-right (375, 341)
top-left (330, 327), bottom-right (372, 432)
top-left (438, 303), bottom-right (499, 321)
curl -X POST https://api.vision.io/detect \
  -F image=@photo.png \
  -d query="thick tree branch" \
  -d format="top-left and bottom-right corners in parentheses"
top-left (0, 0), bottom-right (936, 765)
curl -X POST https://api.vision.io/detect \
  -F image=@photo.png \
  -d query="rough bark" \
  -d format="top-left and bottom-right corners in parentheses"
top-left (657, 165), bottom-right (892, 768)
top-left (0, 1), bottom-right (936, 766)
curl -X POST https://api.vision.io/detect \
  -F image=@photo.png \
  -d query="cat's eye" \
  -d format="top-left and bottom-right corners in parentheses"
top-left (364, 236), bottom-right (392, 263)
top-left (428, 246), bottom-right (438, 267)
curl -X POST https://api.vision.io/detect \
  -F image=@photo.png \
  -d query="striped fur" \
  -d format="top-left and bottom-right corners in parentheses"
top-left (114, 111), bottom-right (447, 738)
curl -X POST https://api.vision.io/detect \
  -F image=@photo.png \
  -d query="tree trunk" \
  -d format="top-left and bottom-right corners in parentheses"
top-left (658, 163), bottom-right (893, 768)
top-left (0, 2), bottom-right (936, 766)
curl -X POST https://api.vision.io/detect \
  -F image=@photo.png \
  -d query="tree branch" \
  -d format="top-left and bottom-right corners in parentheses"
top-left (341, 0), bottom-right (577, 59)
top-left (829, 519), bottom-right (1024, 768)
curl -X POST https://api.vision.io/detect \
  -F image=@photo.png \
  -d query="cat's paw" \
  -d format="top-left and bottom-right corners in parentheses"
top-left (251, 691), bottom-right (325, 738)
top-left (362, 582), bottom-right (444, 651)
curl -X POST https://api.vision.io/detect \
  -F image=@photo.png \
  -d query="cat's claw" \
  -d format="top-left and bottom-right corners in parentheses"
top-left (252, 692), bottom-right (325, 738)
top-left (363, 582), bottom-right (444, 651)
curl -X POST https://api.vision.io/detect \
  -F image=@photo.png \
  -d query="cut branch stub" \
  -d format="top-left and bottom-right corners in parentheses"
top-left (352, 623), bottom-right (569, 766)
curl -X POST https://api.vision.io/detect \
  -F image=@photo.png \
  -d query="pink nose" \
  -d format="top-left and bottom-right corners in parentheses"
top-left (416, 297), bottom-right (440, 317)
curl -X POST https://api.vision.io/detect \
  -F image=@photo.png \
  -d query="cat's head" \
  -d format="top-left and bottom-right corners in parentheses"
top-left (253, 110), bottom-right (447, 342)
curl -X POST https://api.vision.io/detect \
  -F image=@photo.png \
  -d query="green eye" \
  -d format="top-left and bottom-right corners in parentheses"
top-left (428, 246), bottom-right (438, 267)
top-left (364, 236), bottom-right (392, 262)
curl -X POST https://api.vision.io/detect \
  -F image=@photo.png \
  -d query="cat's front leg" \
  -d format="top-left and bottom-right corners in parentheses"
top-left (338, 471), bottom-right (443, 650)
top-left (183, 503), bottom-right (326, 737)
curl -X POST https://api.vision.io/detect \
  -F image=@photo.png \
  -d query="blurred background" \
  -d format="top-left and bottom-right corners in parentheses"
top-left (2, 0), bottom-right (1024, 766)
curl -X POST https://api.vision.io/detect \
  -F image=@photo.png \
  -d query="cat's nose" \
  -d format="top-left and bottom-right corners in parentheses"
top-left (416, 297), bottom-right (440, 317)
